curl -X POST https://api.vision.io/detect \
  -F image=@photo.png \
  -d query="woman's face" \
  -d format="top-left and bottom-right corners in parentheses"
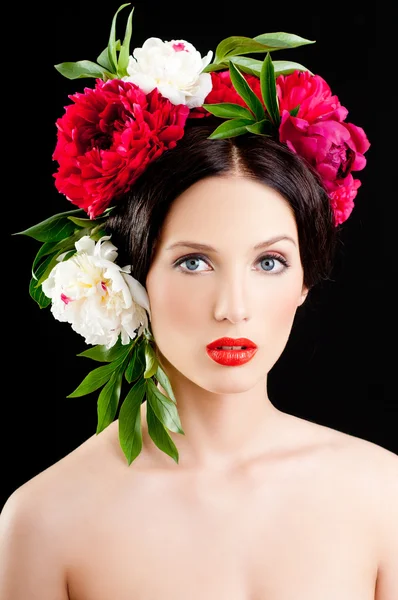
top-left (145, 175), bottom-right (308, 392)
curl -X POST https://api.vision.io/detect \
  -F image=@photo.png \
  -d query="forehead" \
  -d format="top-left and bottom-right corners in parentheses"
top-left (158, 175), bottom-right (298, 247)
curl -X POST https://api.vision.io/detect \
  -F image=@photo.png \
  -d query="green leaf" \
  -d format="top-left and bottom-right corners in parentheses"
top-left (290, 105), bottom-right (300, 117)
top-left (214, 32), bottom-right (314, 64)
top-left (208, 118), bottom-right (254, 140)
top-left (146, 378), bottom-right (184, 434)
top-left (253, 32), bottom-right (315, 50)
top-left (260, 53), bottom-right (280, 127)
top-left (146, 399), bottom-right (180, 464)
top-left (96, 47), bottom-right (114, 72)
top-left (29, 254), bottom-right (53, 308)
top-left (54, 60), bottom-right (113, 80)
top-left (212, 31), bottom-right (314, 65)
top-left (202, 61), bottom-right (229, 73)
top-left (89, 227), bottom-right (108, 241)
top-left (229, 62), bottom-right (264, 122)
top-left (117, 5), bottom-right (134, 76)
top-left (245, 119), bottom-right (273, 135)
top-left (228, 56), bottom-right (264, 77)
top-left (201, 102), bottom-right (254, 120)
top-left (118, 378), bottom-right (146, 464)
top-left (67, 352), bottom-right (128, 398)
top-left (272, 60), bottom-right (313, 76)
top-left (208, 56), bottom-right (312, 78)
top-left (34, 252), bottom-right (66, 288)
top-left (31, 228), bottom-right (92, 288)
top-left (108, 3), bottom-right (131, 74)
top-left (96, 364), bottom-right (124, 433)
top-left (31, 241), bottom-right (58, 276)
top-left (144, 341), bottom-right (158, 379)
top-left (67, 216), bottom-right (97, 228)
top-left (40, 227), bottom-right (90, 257)
top-left (13, 209), bottom-right (85, 242)
top-left (77, 336), bottom-right (133, 362)
top-left (155, 364), bottom-right (176, 404)
top-left (215, 36), bottom-right (273, 62)
top-left (125, 343), bottom-right (145, 383)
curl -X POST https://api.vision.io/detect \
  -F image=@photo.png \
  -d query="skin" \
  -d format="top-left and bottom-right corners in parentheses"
top-left (0, 174), bottom-right (397, 600)
top-left (145, 174), bottom-right (308, 470)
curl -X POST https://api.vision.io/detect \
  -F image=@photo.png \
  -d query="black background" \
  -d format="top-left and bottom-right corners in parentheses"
top-left (3, 2), bottom-right (390, 510)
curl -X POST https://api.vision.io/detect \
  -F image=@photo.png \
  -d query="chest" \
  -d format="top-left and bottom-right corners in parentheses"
top-left (67, 465), bottom-right (378, 599)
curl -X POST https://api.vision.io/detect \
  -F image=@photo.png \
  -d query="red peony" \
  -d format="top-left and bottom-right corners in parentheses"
top-left (53, 78), bottom-right (190, 218)
top-left (277, 71), bottom-right (370, 223)
top-left (190, 70), bottom-right (263, 118)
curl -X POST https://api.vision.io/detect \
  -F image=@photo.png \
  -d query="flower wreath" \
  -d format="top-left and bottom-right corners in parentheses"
top-left (17, 3), bottom-right (370, 465)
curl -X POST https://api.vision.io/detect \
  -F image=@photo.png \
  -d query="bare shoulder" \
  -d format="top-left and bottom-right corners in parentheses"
top-left (0, 423), bottom-right (122, 599)
top-left (294, 414), bottom-right (398, 596)
top-left (0, 421), bottom-right (122, 545)
top-left (288, 412), bottom-right (398, 517)
top-left (291, 411), bottom-right (397, 472)
top-left (1, 421), bottom-right (121, 520)
top-left (328, 428), bottom-right (398, 599)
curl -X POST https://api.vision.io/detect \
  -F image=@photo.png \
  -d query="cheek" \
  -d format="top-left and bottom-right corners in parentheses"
top-left (271, 287), bottom-right (302, 324)
top-left (257, 276), bottom-right (304, 335)
top-left (148, 273), bottom-right (201, 335)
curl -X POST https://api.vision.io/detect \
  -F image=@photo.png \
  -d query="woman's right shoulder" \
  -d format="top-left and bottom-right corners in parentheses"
top-left (1, 420), bottom-right (121, 529)
top-left (0, 425), bottom-right (118, 600)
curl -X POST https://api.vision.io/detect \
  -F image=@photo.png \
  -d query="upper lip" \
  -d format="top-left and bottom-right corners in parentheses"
top-left (207, 337), bottom-right (257, 349)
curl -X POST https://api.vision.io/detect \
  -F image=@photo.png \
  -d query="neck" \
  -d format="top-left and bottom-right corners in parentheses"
top-left (141, 370), bottom-right (283, 471)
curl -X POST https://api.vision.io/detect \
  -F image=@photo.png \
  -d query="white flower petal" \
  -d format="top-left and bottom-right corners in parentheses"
top-left (157, 84), bottom-right (186, 105)
top-left (123, 70), bottom-right (156, 95)
top-left (124, 274), bottom-right (151, 319)
top-left (75, 235), bottom-right (96, 254)
top-left (185, 73), bottom-right (213, 108)
top-left (97, 238), bottom-right (118, 262)
top-left (44, 234), bottom-right (150, 348)
top-left (124, 36), bottom-right (213, 106)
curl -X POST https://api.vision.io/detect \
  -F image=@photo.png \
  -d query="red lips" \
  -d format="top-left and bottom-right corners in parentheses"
top-left (206, 337), bottom-right (258, 366)
top-left (207, 337), bottom-right (257, 349)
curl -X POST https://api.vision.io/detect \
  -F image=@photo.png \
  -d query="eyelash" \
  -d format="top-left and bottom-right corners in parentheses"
top-left (173, 253), bottom-right (290, 275)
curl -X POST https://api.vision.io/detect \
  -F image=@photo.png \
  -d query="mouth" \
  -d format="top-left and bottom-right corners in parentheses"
top-left (206, 337), bottom-right (257, 350)
top-left (206, 337), bottom-right (258, 366)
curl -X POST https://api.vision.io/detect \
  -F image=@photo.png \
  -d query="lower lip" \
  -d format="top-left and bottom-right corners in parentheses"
top-left (206, 347), bottom-right (257, 366)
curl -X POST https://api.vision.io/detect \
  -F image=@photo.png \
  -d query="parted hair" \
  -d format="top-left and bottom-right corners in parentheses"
top-left (105, 119), bottom-right (337, 291)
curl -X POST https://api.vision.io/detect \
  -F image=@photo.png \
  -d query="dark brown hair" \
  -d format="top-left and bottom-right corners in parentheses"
top-left (105, 119), bottom-right (337, 290)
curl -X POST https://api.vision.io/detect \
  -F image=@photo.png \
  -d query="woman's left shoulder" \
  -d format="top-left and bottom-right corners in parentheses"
top-left (314, 418), bottom-right (397, 476)
top-left (333, 429), bottom-right (398, 597)
top-left (330, 425), bottom-right (397, 475)
top-left (291, 413), bottom-right (397, 492)
top-left (312, 420), bottom-right (398, 519)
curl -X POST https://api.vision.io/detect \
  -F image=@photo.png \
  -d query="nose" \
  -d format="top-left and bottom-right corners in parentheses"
top-left (213, 268), bottom-right (251, 323)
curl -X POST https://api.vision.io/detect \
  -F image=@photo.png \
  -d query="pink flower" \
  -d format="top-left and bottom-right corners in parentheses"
top-left (53, 79), bottom-right (189, 218)
top-left (277, 71), bottom-right (370, 223)
top-left (329, 175), bottom-right (361, 226)
top-left (277, 71), bottom-right (348, 123)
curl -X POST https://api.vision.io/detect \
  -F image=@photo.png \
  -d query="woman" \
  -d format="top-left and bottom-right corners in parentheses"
top-left (1, 5), bottom-right (396, 599)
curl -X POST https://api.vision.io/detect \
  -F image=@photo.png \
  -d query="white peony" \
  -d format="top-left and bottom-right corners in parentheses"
top-left (123, 37), bottom-right (213, 108)
top-left (42, 236), bottom-right (151, 349)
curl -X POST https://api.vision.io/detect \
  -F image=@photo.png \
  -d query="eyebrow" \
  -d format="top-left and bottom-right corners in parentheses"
top-left (166, 235), bottom-right (297, 253)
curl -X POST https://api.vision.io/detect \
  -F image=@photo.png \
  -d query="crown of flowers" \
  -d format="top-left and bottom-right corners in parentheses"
top-left (16, 3), bottom-right (370, 466)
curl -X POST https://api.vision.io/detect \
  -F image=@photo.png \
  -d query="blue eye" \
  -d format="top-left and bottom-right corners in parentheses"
top-left (260, 256), bottom-right (278, 271)
top-left (174, 253), bottom-right (290, 274)
top-left (180, 257), bottom-right (206, 272)
top-left (259, 254), bottom-right (290, 273)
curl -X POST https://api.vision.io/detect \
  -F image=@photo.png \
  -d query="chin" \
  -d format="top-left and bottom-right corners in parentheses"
top-left (156, 346), bottom-right (273, 394)
top-left (191, 358), bottom-right (269, 395)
